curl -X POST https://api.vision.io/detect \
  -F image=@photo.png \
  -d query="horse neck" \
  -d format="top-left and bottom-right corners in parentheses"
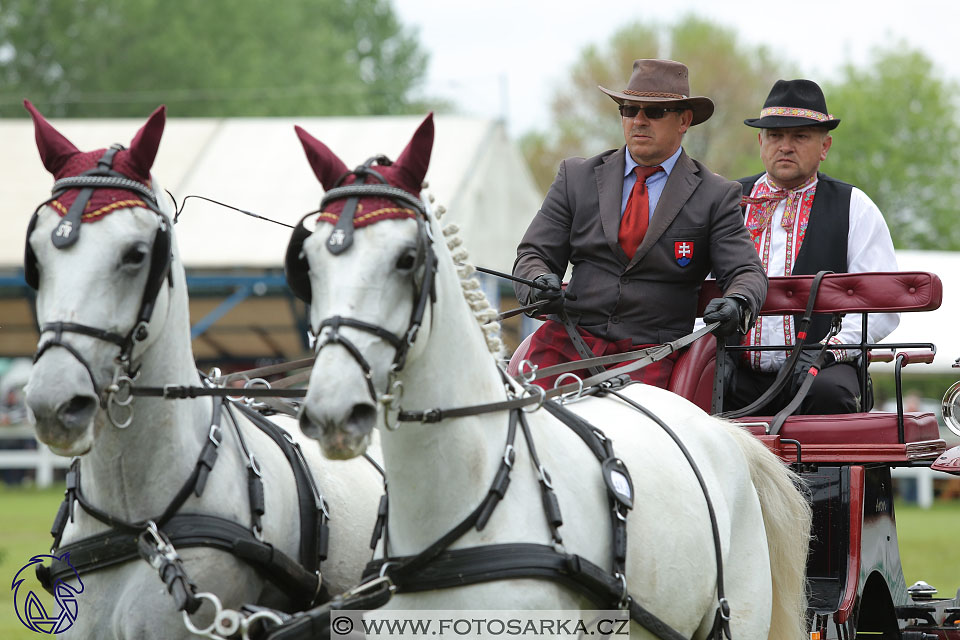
top-left (81, 261), bottom-right (211, 520)
top-left (380, 255), bottom-right (515, 552)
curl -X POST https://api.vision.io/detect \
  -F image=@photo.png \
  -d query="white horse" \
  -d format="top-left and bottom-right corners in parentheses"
top-left (290, 114), bottom-right (813, 640)
top-left (22, 102), bottom-right (381, 639)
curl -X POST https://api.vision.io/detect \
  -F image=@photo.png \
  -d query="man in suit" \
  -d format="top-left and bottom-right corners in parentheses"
top-left (728, 79), bottom-right (899, 414)
top-left (513, 59), bottom-right (767, 389)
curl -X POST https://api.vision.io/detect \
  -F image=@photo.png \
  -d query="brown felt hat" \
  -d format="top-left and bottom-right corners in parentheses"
top-left (599, 59), bottom-right (714, 126)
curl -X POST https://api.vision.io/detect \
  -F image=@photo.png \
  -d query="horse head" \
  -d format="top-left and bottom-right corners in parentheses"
top-left (23, 101), bottom-right (179, 455)
top-left (286, 114), bottom-right (436, 458)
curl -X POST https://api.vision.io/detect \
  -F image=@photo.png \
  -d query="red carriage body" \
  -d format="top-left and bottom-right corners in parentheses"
top-left (510, 272), bottom-right (960, 639)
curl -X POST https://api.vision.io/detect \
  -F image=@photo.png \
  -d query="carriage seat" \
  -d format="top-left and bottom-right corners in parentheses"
top-left (507, 272), bottom-right (947, 461)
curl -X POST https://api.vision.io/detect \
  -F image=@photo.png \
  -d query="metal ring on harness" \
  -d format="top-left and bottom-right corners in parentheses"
top-left (240, 609), bottom-right (285, 640)
top-left (521, 384), bottom-right (546, 413)
top-left (517, 360), bottom-right (538, 384)
top-left (554, 372), bottom-right (584, 404)
top-left (182, 591), bottom-right (224, 639)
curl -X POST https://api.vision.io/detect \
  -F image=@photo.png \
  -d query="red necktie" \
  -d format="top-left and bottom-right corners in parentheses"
top-left (619, 165), bottom-right (663, 259)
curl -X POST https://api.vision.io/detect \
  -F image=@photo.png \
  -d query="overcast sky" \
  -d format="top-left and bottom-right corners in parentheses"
top-left (393, 0), bottom-right (960, 138)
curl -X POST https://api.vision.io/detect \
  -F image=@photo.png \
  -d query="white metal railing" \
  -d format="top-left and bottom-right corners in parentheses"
top-left (0, 423), bottom-right (70, 488)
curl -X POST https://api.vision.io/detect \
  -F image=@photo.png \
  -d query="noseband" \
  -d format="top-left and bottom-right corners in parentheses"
top-left (27, 144), bottom-right (174, 424)
top-left (284, 156), bottom-right (437, 409)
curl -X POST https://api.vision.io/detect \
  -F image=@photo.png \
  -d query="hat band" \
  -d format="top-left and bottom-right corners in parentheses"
top-left (624, 89), bottom-right (687, 99)
top-left (760, 106), bottom-right (833, 122)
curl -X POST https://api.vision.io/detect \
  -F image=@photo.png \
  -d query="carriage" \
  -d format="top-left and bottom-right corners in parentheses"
top-left (21, 106), bottom-right (960, 640)
top-left (507, 269), bottom-right (960, 640)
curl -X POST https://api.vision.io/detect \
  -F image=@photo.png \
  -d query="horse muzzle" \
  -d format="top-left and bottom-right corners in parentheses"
top-left (298, 399), bottom-right (376, 460)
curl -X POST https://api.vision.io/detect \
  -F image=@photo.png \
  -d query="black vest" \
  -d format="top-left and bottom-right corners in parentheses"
top-left (738, 172), bottom-right (853, 342)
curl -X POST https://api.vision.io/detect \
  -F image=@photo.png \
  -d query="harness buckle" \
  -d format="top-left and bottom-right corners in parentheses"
top-left (614, 572), bottom-right (629, 609)
top-left (537, 464), bottom-right (554, 489)
top-left (208, 424), bottom-right (223, 447)
top-left (718, 597), bottom-right (731, 621)
top-left (502, 444), bottom-right (516, 468)
top-left (422, 408), bottom-right (443, 423)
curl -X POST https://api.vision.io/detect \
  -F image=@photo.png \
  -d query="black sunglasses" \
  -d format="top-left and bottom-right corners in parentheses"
top-left (619, 104), bottom-right (682, 119)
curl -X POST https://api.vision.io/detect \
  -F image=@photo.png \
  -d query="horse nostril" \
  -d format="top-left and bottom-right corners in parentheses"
top-left (347, 404), bottom-right (376, 435)
top-left (57, 395), bottom-right (98, 430)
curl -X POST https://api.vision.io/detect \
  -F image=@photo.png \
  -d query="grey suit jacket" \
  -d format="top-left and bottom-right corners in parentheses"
top-left (514, 147), bottom-right (767, 344)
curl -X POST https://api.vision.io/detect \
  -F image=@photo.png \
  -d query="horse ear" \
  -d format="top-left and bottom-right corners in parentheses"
top-left (24, 99), bottom-right (80, 175)
top-left (393, 112), bottom-right (434, 189)
top-left (128, 105), bottom-right (166, 174)
top-left (295, 125), bottom-right (350, 190)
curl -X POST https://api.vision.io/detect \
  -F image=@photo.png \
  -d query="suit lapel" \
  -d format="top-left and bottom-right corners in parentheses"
top-left (596, 148), bottom-right (627, 260)
top-left (628, 149), bottom-right (700, 268)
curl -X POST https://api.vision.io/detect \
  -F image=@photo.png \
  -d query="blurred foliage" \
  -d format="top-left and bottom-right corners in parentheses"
top-left (520, 16), bottom-right (790, 192)
top-left (823, 45), bottom-right (960, 249)
top-left (0, 0), bottom-right (432, 117)
top-left (521, 22), bottom-right (960, 252)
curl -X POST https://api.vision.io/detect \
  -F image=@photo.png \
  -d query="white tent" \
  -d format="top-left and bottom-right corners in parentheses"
top-left (0, 114), bottom-right (541, 274)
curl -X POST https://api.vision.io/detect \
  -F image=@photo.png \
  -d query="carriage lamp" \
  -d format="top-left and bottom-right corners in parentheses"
top-left (941, 380), bottom-right (960, 438)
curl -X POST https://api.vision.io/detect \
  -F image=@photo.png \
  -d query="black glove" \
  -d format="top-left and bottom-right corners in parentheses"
top-left (528, 273), bottom-right (565, 315)
top-left (702, 297), bottom-right (744, 338)
top-left (792, 348), bottom-right (835, 392)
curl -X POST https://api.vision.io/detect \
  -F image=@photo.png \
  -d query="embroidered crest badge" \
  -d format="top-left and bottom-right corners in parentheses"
top-left (674, 241), bottom-right (693, 267)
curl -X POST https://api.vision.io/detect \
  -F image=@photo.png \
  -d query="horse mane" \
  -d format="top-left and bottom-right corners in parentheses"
top-left (431, 194), bottom-right (503, 357)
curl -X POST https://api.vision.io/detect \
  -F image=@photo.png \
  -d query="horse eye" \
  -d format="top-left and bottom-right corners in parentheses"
top-left (395, 250), bottom-right (417, 272)
top-left (121, 245), bottom-right (148, 266)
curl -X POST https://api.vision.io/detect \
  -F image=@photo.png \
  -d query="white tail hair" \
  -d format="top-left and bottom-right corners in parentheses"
top-left (724, 423), bottom-right (812, 640)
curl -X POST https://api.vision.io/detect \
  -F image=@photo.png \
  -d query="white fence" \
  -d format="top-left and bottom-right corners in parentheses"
top-left (0, 423), bottom-right (71, 488)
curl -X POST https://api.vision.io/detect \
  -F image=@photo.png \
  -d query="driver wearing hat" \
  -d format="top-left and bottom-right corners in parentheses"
top-left (513, 59), bottom-right (767, 389)
top-left (727, 79), bottom-right (900, 414)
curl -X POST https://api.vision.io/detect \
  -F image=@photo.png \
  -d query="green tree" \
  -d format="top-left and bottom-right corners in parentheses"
top-left (520, 16), bottom-right (790, 192)
top-left (823, 45), bottom-right (960, 249)
top-left (0, 0), bottom-right (429, 117)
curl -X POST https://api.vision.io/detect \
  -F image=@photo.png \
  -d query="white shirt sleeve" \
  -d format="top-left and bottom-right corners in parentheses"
top-left (829, 187), bottom-right (900, 360)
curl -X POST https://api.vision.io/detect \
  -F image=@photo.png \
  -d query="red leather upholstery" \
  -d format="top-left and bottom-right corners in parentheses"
top-left (698, 272), bottom-right (942, 316)
top-left (666, 333), bottom-right (716, 413)
top-left (735, 412), bottom-right (940, 444)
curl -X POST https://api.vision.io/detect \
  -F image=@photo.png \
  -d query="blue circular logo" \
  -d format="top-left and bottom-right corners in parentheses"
top-left (12, 553), bottom-right (83, 634)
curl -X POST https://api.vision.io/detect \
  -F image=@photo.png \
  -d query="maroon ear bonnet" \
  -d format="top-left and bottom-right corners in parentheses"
top-left (296, 113), bottom-right (434, 228)
top-left (26, 100), bottom-right (166, 222)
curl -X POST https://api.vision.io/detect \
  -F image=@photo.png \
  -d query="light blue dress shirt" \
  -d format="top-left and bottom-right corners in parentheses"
top-left (620, 145), bottom-right (682, 219)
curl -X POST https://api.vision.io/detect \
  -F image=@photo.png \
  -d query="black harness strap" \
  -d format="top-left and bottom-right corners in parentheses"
top-left (364, 543), bottom-right (687, 640)
top-left (559, 309), bottom-right (606, 377)
top-left (43, 398), bottom-right (329, 609)
top-left (37, 513), bottom-right (319, 608)
top-left (720, 270), bottom-right (832, 419)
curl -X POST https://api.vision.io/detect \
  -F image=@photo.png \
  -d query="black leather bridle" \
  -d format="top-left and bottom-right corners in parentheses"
top-left (26, 144), bottom-right (174, 415)
top-left (283, 156), bottom-right (437, 406)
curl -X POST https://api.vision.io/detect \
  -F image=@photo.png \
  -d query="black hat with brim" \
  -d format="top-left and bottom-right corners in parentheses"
top-left (744, 79), bottom-right (840, 130)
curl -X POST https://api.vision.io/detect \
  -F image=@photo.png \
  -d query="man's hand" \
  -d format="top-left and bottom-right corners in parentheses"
top-left (528, 273), bottom-right (565, 315)
top-left (702, 297), bottom-right (744, 337)
top-left (792, 349), bottom-right (835, 391)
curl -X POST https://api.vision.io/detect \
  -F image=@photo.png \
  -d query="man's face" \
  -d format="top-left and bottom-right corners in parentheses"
top-left (759, 126), bottom-right (832, 189)
top-left (621, 103), bottom-right (693, 166)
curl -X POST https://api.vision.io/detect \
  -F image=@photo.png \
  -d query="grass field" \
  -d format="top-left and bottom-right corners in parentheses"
top-left (0, 485), bottom-right (957, 639)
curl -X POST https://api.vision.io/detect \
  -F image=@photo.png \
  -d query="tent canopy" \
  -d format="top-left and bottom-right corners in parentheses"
top-left (1, 114), bottom-right (541, 273)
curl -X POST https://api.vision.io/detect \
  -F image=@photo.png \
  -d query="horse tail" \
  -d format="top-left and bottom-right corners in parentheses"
top-left (727, 424), bottom-right (812, 640)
